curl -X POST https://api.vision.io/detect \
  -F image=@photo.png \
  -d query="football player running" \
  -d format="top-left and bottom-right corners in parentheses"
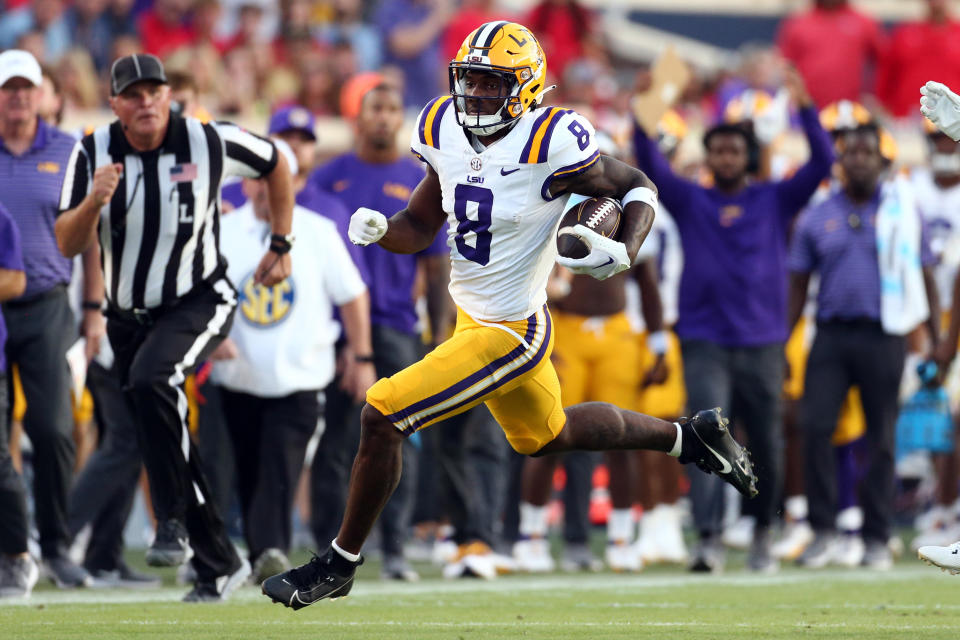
top-left (262, 21), bottom-right (758, 610)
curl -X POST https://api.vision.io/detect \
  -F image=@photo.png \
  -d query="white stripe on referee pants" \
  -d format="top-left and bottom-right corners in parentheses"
top-left (167, 279), bottom-right (237, 505)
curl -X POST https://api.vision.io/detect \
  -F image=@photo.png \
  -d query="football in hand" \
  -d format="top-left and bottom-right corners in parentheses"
top-left (556, 196), bottom-right (623, 259)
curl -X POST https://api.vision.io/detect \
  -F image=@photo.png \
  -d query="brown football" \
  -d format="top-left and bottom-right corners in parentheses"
top-left (556, 196), bottom-right (623, 259)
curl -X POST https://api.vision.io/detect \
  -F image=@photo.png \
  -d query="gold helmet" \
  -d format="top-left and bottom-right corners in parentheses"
top-left (723, 89), bottom-right (773, 124)
top-left (657, 109), bottom-right (688, 156)
top-left (449, 21), bottom-right (547, 135)
top-left (819, 100), bottom-right (872, 133)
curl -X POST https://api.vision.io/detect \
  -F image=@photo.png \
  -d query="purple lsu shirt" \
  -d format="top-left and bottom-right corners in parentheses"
top-left (788, 188), bottom-right (935, 321)
top-left (0, 119), bottom-right (77, 299)
top-left (633, 106), bottom-right (834, 346)
top-left (309, 153), bottom-right (447, 335)
top-left (0, 201), bottom-right (25, 370)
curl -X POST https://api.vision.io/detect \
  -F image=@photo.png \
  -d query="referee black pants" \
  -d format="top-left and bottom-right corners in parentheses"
top-left (801, 321), bottom-right (905, 544)
top-left (106, 281), bottom-right (240, 580)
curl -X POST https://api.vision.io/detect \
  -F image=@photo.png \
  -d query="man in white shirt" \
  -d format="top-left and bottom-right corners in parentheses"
top-left (210, 146), bottom-right (372, 584)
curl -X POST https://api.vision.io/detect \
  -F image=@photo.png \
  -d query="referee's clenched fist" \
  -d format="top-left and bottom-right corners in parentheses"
top-left (91, 163), bottom-right (123, 207)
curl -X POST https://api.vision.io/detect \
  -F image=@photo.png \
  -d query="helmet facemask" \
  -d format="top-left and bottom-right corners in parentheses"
top-left (449, 64), bottom-right (527, 136)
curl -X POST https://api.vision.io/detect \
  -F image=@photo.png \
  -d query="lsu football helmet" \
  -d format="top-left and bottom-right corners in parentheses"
top-left (819, 100), bottom-right (873, 134)
top-left (449, 21), bottom-right (548, 136)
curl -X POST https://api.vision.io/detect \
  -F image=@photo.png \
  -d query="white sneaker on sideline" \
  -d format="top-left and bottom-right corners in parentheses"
top-left (721, 516), bottom-right (755, 550)
top-left (512, 538), bottom-right (555, 573)
top-left (772, 521), bottom-right (813, 560)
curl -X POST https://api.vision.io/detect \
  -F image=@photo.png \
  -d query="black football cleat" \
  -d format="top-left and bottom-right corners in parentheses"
top-left (678, 408), bottom-right (758, 499)
top-left (261, 547), bottom-right (363, 611)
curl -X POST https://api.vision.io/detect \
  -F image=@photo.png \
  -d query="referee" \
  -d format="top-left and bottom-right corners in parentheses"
top-left (54, 54), bottom-right (294, 602)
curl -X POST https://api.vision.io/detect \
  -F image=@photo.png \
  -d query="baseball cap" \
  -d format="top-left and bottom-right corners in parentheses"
top-left (268, 106), bottom-right (317, 141)
top-left (110, 54), bottom-right (168, 96)
top-left (0, 50), bottom-right (42, 88)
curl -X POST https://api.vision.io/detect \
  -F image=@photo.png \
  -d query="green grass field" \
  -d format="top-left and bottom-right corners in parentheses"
top-left (3, 552), bottom-right (960, 640)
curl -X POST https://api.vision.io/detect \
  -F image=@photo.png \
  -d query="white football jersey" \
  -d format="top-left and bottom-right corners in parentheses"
top-left (411, 96), bottom-right (599, 322)
top-left (912, 167), bottom-right (960, 307)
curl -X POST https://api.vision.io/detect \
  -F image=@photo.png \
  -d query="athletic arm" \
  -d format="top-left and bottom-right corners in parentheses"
top-left (550, 156), bottom-right (657, 262)
top-left (375, 166), bottom-right (447, 254)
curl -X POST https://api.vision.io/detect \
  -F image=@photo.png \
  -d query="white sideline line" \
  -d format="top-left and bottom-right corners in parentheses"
top-left (0, 565), bottom-right (947, 608)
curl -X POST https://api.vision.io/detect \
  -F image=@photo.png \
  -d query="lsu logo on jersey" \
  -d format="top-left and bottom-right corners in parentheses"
top-left (238, 271), bottom-right (295, 327)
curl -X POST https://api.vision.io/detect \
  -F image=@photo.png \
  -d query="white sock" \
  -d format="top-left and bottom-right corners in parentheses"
top-left (668, 422), bottom-right (682, 457)
top-left (331, 539), bottom-right (360, 563)
top-left (607, 508), bottom-right (635, 543)
top-left (784, 495), bottom-right (808, 521)
top-left (519, 502), bottom-right (549, 538)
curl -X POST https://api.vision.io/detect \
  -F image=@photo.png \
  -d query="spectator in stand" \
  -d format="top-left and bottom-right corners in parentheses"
top-left (0, 0), bottom-right (71, 62)
top-left (219, 0), bottom-right (268, 55)
top-left (104, 0), bottom-right (137, 39)
top-left (15, 30), bottom-right (46, 70)
top-left (190, 0), bottom-right (223, 50)
top-left (777, 0), bottom-right (886, 108)
top-left (296, 55), bottom-right (340, 116)
top-left (37, 65), bottom-right (63, 126)
top-left (442, 0), bottom-right (513, 62)
top-left (525, 0), bottom-right (597, 85)
top-left (54, 49), bottom-right (101, 111)
top-left (374, 0), bottom-right (452, 111)
top-left (63, 0), bottom-right (114, 72)
top-left (317, 0), bottom-right (383, 73)
top-left (137, 0), bottom-right (194, 58)
top-left (877, 0), bottom-right (960, 119)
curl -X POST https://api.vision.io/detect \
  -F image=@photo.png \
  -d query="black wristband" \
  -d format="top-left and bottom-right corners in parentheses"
top-left (270, 233), bottom-right (294, 254)
top-left (82, 300), bottom-right (102, 311)
top-left (354, 354), bottom-right (375, 363)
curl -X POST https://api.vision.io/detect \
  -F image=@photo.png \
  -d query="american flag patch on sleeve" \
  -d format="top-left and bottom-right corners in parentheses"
top-left (170, 163), bottom-right (197, 182)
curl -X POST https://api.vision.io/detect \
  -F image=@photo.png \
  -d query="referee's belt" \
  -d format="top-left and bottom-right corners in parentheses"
top-left (106, 270), bottom-right (226, 327)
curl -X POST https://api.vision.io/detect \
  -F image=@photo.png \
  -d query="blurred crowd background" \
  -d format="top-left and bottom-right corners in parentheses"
top-left (6, 0), bottom-right (960, 593)
top-left (3, 0), bottom-right (956, 158)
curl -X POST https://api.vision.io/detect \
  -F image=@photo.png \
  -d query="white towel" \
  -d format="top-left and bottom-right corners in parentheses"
top-left (876, 176), bottom-right (929, 336)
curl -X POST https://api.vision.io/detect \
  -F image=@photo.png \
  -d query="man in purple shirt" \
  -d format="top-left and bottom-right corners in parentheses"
top-left (788, 122), bottom-right (939, 570)
top-left (0, 50), bottom-right (102, 588)
top-left (308, 82), bottom-right (450, 580)
top-left (0, 202), bottom-right (32, 598)
top-left (633, 68), bottom-right (833, 573)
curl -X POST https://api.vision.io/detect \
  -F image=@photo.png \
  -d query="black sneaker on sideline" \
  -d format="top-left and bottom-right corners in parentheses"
top-left (146, 519), bottom-right (192, 567)
top-left (43, 553), bottom-right (93, 588)
top-left (90, 563), bottom-right (162, 588)
top-left (182, 558), bottom-right (250, 603)
top-left (678, 408), bottom-right (759, 499)
top-left (261, 547), bottom-right (363, 610)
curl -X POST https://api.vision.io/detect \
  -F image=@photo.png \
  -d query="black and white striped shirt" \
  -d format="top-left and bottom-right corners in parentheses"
top-left (59, 112), bottom-right (277, 310)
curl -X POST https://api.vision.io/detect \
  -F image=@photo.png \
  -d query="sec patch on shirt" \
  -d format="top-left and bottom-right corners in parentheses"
top-left (238, 271), bottom-right (295, 327)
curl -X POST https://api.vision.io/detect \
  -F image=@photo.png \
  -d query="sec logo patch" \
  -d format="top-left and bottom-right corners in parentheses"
top-left (238, 271), bottom-right (295, 327)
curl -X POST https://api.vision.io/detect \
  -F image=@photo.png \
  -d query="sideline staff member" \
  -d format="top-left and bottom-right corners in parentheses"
top-left (54, 54), bottom-right (294, 602)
